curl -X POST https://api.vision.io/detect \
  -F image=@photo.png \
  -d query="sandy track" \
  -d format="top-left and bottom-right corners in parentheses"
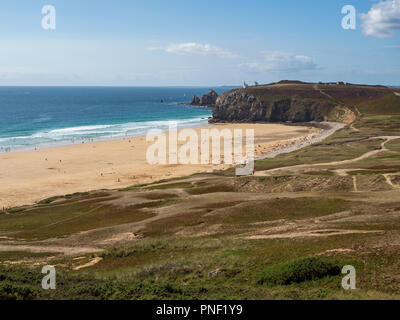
top-left (241, 209), bottom-right (387, 240)
top-left (350, 123), bottom-right (360, 132)
top-left (73, 257), bottom-right (103, 270)
top-left (255, 136), bottom-right (400, 176)
top-left (313, 84), bottom-right (333, 99)
top-left (352, 176), bottom-right (358, 192)
top-left (384, 174), bottom-right (400, 189)
top-left (245, 229), bottom-right (381, 240)
top-left (0, 244), bottom-right (102, 255)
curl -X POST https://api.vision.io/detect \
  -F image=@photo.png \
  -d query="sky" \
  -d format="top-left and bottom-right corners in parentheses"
top-left (1, 0), bottom-right (399, 86)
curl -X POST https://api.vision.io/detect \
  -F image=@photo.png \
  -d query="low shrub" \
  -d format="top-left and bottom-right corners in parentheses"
top-left (0, 282), bottom-right (36, 300)
top-left (258, 257), bottom-right (341, 286)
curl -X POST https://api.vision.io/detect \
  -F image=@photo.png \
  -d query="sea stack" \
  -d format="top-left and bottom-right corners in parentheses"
top-left (191, 95), bottom-right (201, 105)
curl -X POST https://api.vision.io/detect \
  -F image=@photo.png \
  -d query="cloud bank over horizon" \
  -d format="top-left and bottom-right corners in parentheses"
top-left (240, 51), bottom-right (318, 73)
top-left (149, 42), bottom-right (239, 59)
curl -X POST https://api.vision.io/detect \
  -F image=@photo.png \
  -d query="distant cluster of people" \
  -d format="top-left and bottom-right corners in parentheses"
top-left (0, 146), bottom-right (12, 153)
top-left (256, 133), bottom-right (318, 157)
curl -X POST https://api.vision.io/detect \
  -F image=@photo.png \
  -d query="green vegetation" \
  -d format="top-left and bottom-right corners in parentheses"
top-left (255, 134), bottom-right (382, 171)
top-left (386, 139), bottom-right (400, 152)
top-left (37, 191), bottom-right (109, 205)
top-left (258, 257), bottom-right (341, 286)
top-left (204, 198), bottom-right (351, 224)
top-left (0, 282), bottom-right (37, 300)
top-left (145, 182), bottom-right (194, 190)
top-left (0, 199), bottom-right (157, 240)
top-left (1, 231), bottom-right (399, 299)
top-left (186, 183), bottom-right (235, 195)
top-left (2, 83), bottom-right (400, 300)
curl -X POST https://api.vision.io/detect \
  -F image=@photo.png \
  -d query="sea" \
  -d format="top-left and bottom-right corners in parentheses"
top-left (0, 86), bottom-right (233, 153)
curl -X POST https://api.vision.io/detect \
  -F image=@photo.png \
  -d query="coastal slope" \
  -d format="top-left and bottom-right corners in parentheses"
top-left (211, 81), bottom-right (392, 124)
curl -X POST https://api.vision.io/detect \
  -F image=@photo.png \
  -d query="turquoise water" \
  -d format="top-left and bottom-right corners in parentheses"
top-left (0, 87), bottom-right (230, 152)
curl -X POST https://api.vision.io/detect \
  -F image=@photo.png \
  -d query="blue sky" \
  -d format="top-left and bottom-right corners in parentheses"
top-left (1, 0), bottom-right (399, 86)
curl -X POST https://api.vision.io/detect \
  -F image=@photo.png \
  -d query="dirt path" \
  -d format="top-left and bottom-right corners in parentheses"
top-left (313, 84), bottom-right (333, 99)
top-left (334, 168), bottom-right (399, 190)
top-left (394, 92), bottom-right (400, 97)
top-left (0, 244), bottom-right (102, 256)
top-left (333, 168), bottom-right (365, 176)
top-left (73, 257), bottom-right (103, 270)
top-left (255, 136), bottom-right (400, 176)
top-left (352, 176), bottom-right (358, 192)
top-left (241, 209), bottom-right (385, 240)
top-left (350, 123), bottom-right (360, 132)
top-left (383, 174), bottom-right (400, 189)
top-left (245, 229), bottom-right (381, 240)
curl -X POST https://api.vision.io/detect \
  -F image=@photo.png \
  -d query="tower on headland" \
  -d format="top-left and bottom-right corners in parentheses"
top-left (242, 81), bottom-right (249, 89)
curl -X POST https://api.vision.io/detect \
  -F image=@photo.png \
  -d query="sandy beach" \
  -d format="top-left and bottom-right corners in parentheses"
top-left (0, 123), bottom-right (319, 208)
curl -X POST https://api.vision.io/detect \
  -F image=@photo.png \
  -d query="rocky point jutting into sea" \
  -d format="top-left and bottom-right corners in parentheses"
top-left (192, 81), bottom-right (364, 124)
top-left (191, 89), bottom-right (219, 107)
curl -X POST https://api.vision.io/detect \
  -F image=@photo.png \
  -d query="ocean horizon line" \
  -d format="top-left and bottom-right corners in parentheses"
top-left (0, 85), bottom-right (241, 89)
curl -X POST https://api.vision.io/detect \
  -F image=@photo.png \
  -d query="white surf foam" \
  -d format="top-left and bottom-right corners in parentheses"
top-left (0, 116), bottom-right (210, 153)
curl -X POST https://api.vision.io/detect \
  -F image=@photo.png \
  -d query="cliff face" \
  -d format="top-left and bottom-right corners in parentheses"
top-left (191, 90), bottom-right (218, 107)
top-left (211, 84), bottom-right (358, 124)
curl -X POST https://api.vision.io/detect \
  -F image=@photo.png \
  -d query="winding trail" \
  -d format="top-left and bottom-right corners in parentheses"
top-left (352, 176), bottom-right (358, 192)
top-left (73, 257), bottom-right (103, 270)
top-left (350, 123), bottom-right (360, 132)
top-left (383, 174), bottom-right (400, 189)
top-left (255, 136), bottom-right (400, 176)
top-left (313, 84), bottom-right (333, 99)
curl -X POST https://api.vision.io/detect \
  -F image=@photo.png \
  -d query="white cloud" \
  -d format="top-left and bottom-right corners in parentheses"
top-left (240, 51), bottom-right (317, 73)
top-left (148, 42), bottom-right (239, 58)
top-left (360, 0), bottom-right (400, 38)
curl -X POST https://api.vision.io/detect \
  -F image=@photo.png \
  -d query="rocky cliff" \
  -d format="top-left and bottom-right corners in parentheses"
top-left (191, 90), bottom-right (218, 107)
top-left (211, 83), bottom-right (360, 124)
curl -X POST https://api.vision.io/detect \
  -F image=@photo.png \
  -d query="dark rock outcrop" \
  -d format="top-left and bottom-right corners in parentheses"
top-left (200, 90), bottom-right (218, 106)
top-left (211, 88), bottom-right (355, 123)
top-left (191, 95), bottom-right (200, 105)
top-left (191, 90), bottom-right (218, 107)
